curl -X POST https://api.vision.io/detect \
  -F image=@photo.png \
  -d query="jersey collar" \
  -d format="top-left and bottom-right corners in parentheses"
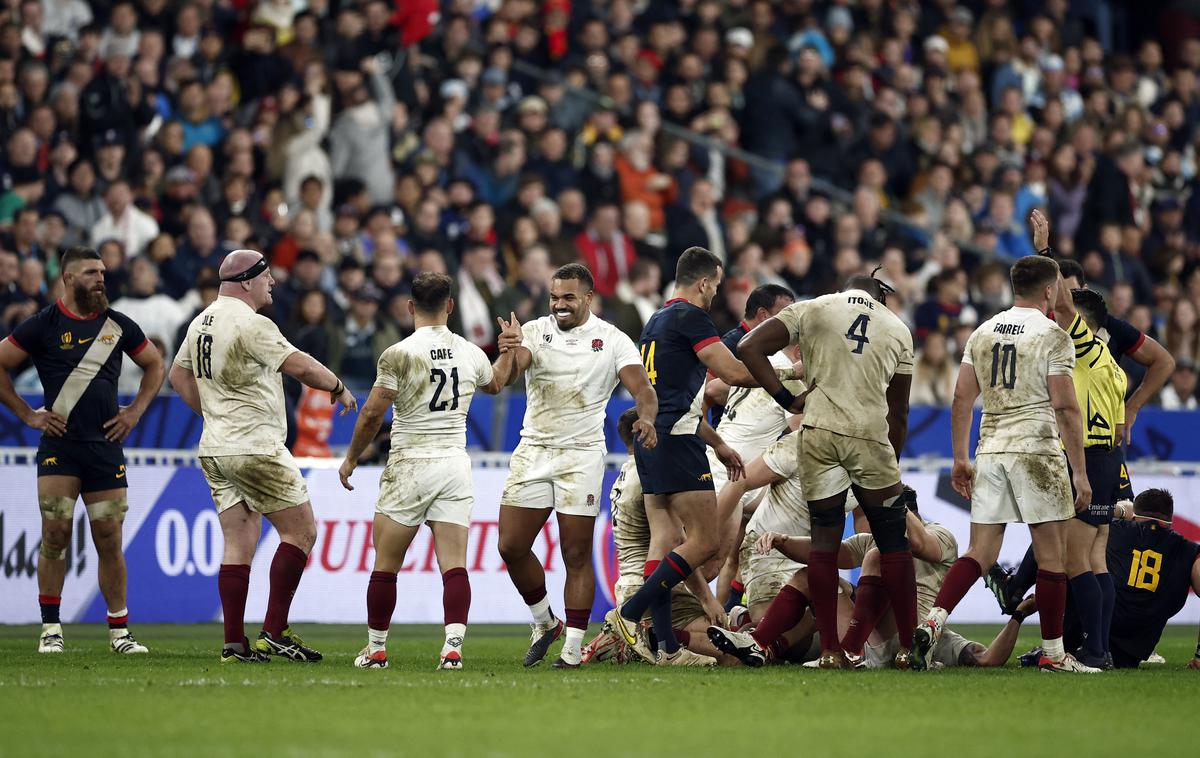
top-left (739, 320), bottom-right (751, 332)
top-left (56, 299), bottom-right (101, 321)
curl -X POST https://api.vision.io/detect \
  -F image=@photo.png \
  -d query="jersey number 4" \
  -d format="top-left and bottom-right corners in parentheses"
top-left (194, 334), bottom-right (213, 380)
top-left (640, 340), bottom-right (658, 385)
top-left (845, 315), bottom-right (870, 354)
top-left (429, 368), bottom-right (460, 412)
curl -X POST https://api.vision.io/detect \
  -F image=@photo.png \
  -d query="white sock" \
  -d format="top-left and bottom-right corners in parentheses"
top-left (444, 623), bottom-right (466, 650)
top-left (528, 597), bottom-right (554, 625)
top-left (561, 627), bottom-right (584, 664)
top-left (368, 627), bottom-right (389, 651)
top-left (108, 608), bottom-right (129, 640)
top-left (1042, 637), bottom-right (1065, 660)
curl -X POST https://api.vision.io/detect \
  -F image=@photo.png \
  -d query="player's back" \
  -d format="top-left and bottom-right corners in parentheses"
top-left (378, 325), bottom-right (492, 457)
top-left (1066, 314), bottom-right (1127, 446)
top-left (775, 290), bottom-right (913, 443)
top-left (1106, 520), bottom-right (1200, 660)
top-left (180, 296), bottom-right (296, 456)
top-left (639, 299), bottom-right (720, 435)
top-left (965, 306), bottom-right (1074, 456)
top-left (716, 352), bottom-right (796, 449)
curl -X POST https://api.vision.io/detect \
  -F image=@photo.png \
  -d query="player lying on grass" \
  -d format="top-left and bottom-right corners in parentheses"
top-left (0, 246), bottom-right (165, 655)
top-left (1002, 489), bottom-right (1200, 670)
top-left (338, 273), bottom-right (516, 671)
top-left (172, 250), bottom-right (358, 663)
top-left (711, 490), bottom-right (1034, 668)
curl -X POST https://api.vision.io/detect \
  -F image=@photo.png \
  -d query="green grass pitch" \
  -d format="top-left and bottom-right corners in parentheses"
top-left (2, 623), bottom-right (1196, 757)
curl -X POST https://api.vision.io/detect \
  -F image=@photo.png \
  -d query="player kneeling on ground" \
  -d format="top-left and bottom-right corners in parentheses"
top-left (339, 273), bottom-right (516, 670)
top-left (0, 246), bottom-right (165, 654)
top-left (171, 250), bottom-right (358, 663)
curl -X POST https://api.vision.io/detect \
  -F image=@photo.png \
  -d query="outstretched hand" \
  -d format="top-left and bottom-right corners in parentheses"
top-left (1030, 209), bottom-right (1051, 253)
top-left (496, 312), bottom-right (523, 354)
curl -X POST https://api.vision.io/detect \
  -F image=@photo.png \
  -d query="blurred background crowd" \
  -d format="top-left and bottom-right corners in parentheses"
top-left (1, 0), bottom-right (1200, 408)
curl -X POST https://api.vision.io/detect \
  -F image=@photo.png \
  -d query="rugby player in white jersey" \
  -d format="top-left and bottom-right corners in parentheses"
top-left (912, 254), bottom-right (1098, 673)
top-left (338, 273), bottom-right (516, 670)
top-left (739, 273), bottom-right (917, 668)
top-left (170, 250), bottom-right (358, 663)
top-left (494, 264), bottom-right (657, 668)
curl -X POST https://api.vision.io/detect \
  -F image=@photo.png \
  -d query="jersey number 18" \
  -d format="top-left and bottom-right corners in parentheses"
top-left (194, 335), bottom-right (213, 380)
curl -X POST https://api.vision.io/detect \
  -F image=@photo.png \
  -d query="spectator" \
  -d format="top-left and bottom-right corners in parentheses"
top-left (1165, 298), bottom-right (1200, 364)
top-left (666, 178), bottom-right (726, 269)
top-left (910, 331), bottom-right (957, 407)
top-left (111, 256), bottom-right (188, 357)
top-left (575, 203), bottom-right (636, 298)
top-left (329, 57), bottom-right (395, 205)
top-left (914, 271), bottom-right (978, 341)
top-left (90, 180), bottom-right (159, 257)
top-left (330, 282), bottom-right (399, 390)
top-left (288, 288), bottom-right (335, 365)
top-left (614, 130), bottom-right (676, 231)
top-left (449, 241), bottom-right (521, 353)
top-left (1159, 359), bottom-right (1199, 411)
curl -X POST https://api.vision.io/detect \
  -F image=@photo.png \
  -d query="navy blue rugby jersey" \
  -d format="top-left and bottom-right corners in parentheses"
top-left (7, 300), bottom-right (148, 442)
top-left (638, 298), bottom-right (721, 435)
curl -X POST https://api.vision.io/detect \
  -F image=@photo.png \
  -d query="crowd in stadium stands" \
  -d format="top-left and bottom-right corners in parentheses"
top-left (0, 0), bottom-right (1198, 404)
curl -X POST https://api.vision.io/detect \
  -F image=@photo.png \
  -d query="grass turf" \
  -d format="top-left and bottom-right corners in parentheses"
top-left (2, 623), bottom-right (1195, 757)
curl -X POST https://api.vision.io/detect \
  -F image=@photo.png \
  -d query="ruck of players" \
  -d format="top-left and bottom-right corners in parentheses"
top-left (4, 223), bottom-right (1199, 674)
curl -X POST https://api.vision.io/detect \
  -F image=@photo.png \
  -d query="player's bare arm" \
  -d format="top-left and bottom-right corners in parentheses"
top-left (618, 363), bottom-right (657, 449)
top-left (104, 341), bottom-right (165, 443)
top-left (338, 386), bottom-right (397, 490)
top-left (950, 363), bottom-right (981, 499)
top-left (755, 531), bottom-right (859, 569)
top-left (0, 338), bottom-right (66, 436)
top-left (696, 340), bottom-right (758, 388)
top-left (280, 351), bottom-right (358, 414)
top-left (704, 375), bottom-right (730, 409)
top-left (885, 372), bottom-right (911, 460)
top-left (1049, 373), bottom-right (1091, 511)
top-left (736, 319), bottom-right (804, 412)
top-left (167, 362), bottom-right (202, 415)
top-left (1124, 335), bottom-right (1174, 446)
top-left (903, 510), bottom-right (942, 563)
top-left (699, 420), bottom-right (743, 481)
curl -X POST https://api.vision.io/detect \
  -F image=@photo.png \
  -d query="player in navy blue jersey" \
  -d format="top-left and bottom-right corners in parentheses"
top-left (0, 247), bottom-right (165, 654)
top-left (606, 246), bottom-right (761, 666)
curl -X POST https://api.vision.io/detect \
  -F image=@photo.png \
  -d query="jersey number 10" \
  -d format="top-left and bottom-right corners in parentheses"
top-left (429, 368), bottom-right (460, 412)
top-left (990, 343), bottom-right (1017, 389)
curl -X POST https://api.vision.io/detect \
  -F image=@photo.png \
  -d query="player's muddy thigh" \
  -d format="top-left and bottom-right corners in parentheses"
top-left (264, 501), bottom-right (317, 553)
top-left (85, 487), bottom-right (128, 612)
top-left (430, 521), bottom-right (469, 572)
top-left (1029, 520), bottom-right (1066, 573)
top-left (219, 503), bottom-right (261, 564)
top-left (556, 512), bottom-right (596, 610)
top-left (497, 505), bottom-right (554, 592)
top-left (372, 513), bottom-right (422, 573)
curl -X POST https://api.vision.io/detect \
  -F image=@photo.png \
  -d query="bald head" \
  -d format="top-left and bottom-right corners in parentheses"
top-left (218, 249), bottom-right (275, 308)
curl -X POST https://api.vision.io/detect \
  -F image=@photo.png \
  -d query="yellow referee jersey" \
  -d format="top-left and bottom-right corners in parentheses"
top-left (1067, 314), bottom-right (1127, 447)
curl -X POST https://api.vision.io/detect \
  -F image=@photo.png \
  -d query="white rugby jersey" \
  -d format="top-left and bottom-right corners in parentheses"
top-left (375, 325), bottom-right (493, 458)
top-left (518, 314), bottom-right (642, 449)
top-left (716, 352), bottom-right (799, 451)
top-left (774, 290), bottom-right (914, 445)
top-left (175, 296), bottom-right (298, 457)
top-left (747, 433), bottom-right (856, 537)
top-left (962, 306), bottom-right (1074, 457)
top-left (843, 525), bottom-right (958, 619)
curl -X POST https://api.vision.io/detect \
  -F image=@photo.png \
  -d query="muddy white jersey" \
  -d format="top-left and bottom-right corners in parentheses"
top-left (518, 314), bottom-right (641, 449)
top-left (716, 352), bottom-right (799, 451)
top-left (175, 296), bottom-right (297, 457)
top-left (963, 306), bottom-right (1074, 456)
top-left (375, 326), bottom-right (493, 458)
top-left (774, 290), bottom-right (914, 445)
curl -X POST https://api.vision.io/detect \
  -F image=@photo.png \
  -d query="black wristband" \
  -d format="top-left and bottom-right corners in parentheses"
top-left (1037, 246), bottom-right (1053, 257)
top-left (331, 379), bottom-right (344, 396)
top-left (1011, 607), bottom-right (1028, 623)
top-left (771, 387), bottom-right (797, 410)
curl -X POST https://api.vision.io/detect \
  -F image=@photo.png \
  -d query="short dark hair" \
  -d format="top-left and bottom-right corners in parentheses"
top-left (553, 263), bottom-right (594, 292)
top-left (1009, 255), bottom-right (1059, 298)
top-left (1072, 288), bottom-right (1107, 331)
top-left (1057, 257), bottom-right (1084, 284)
top-left (675, 246), bottom-right (722, 286)
top-left (411, 271), bottom-right (453, 314)
top-left (842, 275), bottom-right (886, 302)
top-left (1133, 488), bottom-right (1173, 521)
top-left (617, 408), bottom-right (638, 449)
top-left (744, 283), bottom-right (794, 319)
top-left (60, 246), bottom-right (101, 272)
